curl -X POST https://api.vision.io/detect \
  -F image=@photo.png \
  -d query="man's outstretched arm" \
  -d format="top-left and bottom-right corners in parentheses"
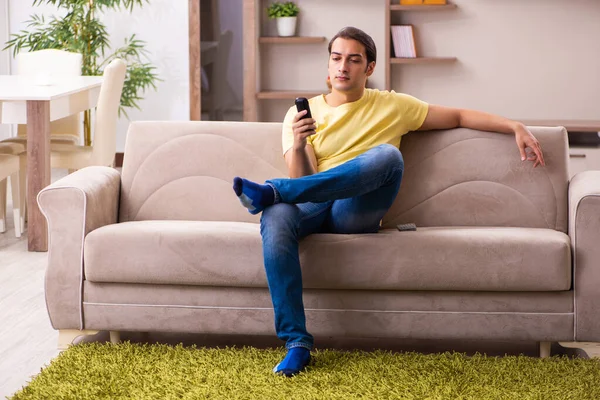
top-left (418, 105), bottom-right (545, 168)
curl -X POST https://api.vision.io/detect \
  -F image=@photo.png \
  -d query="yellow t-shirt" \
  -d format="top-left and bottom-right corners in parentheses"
top-left (282, 89), bottom-right (429, 172)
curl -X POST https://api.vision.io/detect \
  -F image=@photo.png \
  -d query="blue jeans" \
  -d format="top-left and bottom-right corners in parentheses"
top-left (260, 144), bottom-right (404, 351)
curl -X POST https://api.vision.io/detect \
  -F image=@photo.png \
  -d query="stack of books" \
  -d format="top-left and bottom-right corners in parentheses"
top-left (391, 25), bottom-right (417, 58)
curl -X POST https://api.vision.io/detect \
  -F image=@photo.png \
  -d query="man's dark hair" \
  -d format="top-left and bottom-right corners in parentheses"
top-left (328, 27), bottom-right (377, 66)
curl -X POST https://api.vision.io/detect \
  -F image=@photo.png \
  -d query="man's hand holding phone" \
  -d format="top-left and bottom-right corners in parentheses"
top-left (292, 97), bottom-right (316, 151)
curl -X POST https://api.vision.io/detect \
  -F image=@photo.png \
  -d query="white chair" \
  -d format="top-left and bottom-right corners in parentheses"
top-left (0, 155), bottom-right (25, 237)
top-left (49, 58), bottom-right (127, 170)
top-left (6, 49), bottom-right (84, 146)
top-left (0, 142), bottom-right (26, 228)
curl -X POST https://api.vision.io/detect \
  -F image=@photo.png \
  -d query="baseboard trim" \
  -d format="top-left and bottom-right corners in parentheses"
top-left (115, 152), bottom-right (124, 168)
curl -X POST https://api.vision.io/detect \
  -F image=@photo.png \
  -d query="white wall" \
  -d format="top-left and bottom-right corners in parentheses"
top-left (100, 0), bottom-right (189, 151)
top-left (0, 0), bottom-right (9, 73)
top-left (393, 0), bottom-right (600, 120)
top-left (5, 0), bottom-right (189, 152)
top-left (0, 0), bottom-right (11, 140)
top-left (259, 0), bottom-right (600, 122)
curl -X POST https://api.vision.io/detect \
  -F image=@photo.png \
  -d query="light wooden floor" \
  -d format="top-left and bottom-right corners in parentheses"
top-left (0, 169), bottom-right (583, 399)
top-left (0, 170), bottom-right (66, 399)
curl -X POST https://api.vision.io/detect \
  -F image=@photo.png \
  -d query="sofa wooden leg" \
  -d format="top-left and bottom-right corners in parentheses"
top-left (558, 342), bottom-right (600, 358)
top-left (58, 329), bottom-right (100, 350)
top-left (109, 331), bottom-right (121, 344)
top-left (539, 341), bottom-right (551, 358)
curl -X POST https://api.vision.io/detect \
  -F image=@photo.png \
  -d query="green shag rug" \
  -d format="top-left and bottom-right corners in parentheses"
top-left (10, 342), bottom-right (600, 400)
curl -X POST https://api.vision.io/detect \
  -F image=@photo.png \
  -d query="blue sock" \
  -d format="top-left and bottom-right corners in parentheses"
top-left (233, 177), bottom-right (275, 215)
top-left (273, 347), bottom-right (311, 377)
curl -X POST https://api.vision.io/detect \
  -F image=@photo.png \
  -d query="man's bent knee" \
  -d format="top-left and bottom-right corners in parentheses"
top-left (374, 144), bottom-right (404, 169)
top-left (261, 203), bottom-right (299, 235)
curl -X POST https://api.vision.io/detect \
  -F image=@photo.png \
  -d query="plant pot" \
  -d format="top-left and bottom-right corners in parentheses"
top-left (276, 17), bottom-right (297, 37)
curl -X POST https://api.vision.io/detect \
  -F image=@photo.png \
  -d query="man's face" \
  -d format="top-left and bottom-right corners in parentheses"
top-left (328, 37), bottom-right (375, 93)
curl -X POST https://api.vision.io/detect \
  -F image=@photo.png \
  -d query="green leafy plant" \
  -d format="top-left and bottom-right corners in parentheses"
top-left (3, 0), bottom-right (160, 146)
top-left (267, 1), bottom-right (299, 19)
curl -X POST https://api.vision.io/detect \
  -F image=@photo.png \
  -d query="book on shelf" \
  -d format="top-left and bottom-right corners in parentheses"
top-left (391, 25), bottom-right (417, 58)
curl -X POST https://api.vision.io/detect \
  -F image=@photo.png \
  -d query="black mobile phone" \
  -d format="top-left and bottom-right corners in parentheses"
top-left (295, 97), bottom-right (312, 120)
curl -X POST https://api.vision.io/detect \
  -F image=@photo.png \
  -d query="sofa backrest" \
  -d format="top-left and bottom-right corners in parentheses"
top-left (119, 121), bottom-right (287, 224)
top-left (120, 122), bottom-right (569, 232)
top-left (383, 126), bottom-right (569, 232)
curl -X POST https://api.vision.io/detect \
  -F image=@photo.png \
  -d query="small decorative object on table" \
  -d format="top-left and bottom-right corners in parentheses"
top-left (267, 1), bottom-right (300, 37)
top-left (424, 0), bottom-right (447, 4)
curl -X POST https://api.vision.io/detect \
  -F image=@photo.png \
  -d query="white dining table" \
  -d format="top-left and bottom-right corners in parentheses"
top-left (0, 75), bottom-right (103, 251)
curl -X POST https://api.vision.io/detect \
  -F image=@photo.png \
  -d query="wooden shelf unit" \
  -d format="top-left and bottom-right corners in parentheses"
top-left (259, 36), bottom-right (326, 44)
top-left (391, 57), bottom-right (457, 64)
top-left (244, 0), bottom-right (329, 121)
top-left (390, 3), bottom-right (457, 11)
top-left (242, 0), bottom-right (460, 121)
top-left (385, 1), bottom-right (458, 90)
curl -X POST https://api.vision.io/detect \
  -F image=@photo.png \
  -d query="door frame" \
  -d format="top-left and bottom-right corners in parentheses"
top-left (188, 0), bottom-right (201, 120)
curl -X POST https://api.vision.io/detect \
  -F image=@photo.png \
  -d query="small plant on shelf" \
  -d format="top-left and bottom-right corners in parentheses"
top-left (267, 1), bottom-right (299, 18)
top-left (267, 1), bottom-right (300, 37)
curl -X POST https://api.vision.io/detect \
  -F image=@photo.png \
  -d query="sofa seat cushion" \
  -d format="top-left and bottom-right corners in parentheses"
top-left (83, 221), bottom-right (571, 291)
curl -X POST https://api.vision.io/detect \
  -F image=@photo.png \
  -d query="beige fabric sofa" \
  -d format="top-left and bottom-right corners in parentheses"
top-left (38, 121), bottom-right (600, 357)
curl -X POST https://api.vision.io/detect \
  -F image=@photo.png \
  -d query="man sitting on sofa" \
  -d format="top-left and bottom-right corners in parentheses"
top-left (232, 26), bottom-right (545, 377)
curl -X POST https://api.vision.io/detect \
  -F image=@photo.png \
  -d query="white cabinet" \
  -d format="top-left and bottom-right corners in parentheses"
top-left (569, 147), bottom-right (600, 179)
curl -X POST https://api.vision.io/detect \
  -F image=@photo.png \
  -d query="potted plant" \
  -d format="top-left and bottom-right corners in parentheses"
top-left (267, 1), bottom-right (300, 37)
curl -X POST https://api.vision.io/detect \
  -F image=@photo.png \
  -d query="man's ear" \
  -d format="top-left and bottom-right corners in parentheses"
top-left (366, 61), bottom-right (376, 76)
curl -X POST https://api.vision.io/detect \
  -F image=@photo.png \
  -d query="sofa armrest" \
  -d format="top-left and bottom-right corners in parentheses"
top-left (37, 166), bottom-right (121, 330)
top-left (569, 171), bottom-right (600, 341)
